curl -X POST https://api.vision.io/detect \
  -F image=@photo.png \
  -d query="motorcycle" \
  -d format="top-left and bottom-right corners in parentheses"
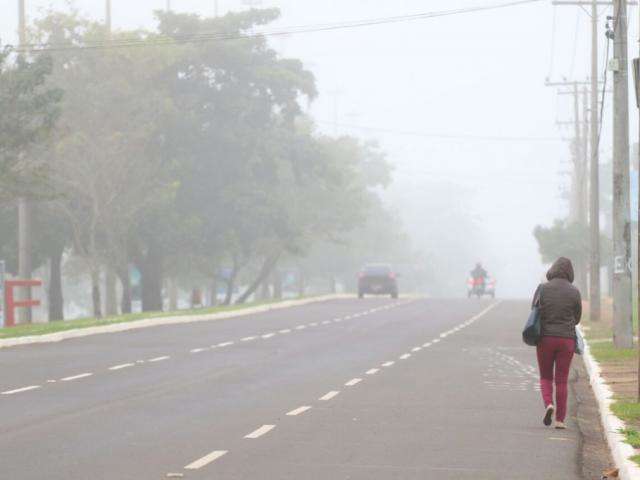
top-left (467, 276), bottom-right (496, 298)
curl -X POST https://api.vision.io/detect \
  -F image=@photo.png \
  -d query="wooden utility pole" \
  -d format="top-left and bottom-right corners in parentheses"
top-left (17, 0), bottom-right (32, 324)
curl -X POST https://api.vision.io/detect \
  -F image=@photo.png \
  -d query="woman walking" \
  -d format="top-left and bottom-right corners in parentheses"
top-left (532, 257), bottom-right (582, 429)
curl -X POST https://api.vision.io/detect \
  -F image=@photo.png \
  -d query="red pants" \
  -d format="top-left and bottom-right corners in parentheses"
top-left (536, 336), bottom-right (575, 422)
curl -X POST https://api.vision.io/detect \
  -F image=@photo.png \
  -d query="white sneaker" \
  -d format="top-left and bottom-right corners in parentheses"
top-left (555, 421), bottom-right (566, 430)
top-left (543, 405), bottom-right (554, 426)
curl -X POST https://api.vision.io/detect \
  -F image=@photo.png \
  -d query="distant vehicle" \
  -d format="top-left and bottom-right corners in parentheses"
top-left (467, 276), bottom-right (496, 298)
top-left (358, 264), bottom-right (399, 299)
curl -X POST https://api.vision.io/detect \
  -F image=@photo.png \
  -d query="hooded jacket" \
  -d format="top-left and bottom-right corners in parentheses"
top-left (532, 257), bottom-right (582, 339)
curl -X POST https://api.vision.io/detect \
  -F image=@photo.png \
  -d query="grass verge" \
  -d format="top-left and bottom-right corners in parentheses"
top-left (0, 300), bottom-right (287, 340)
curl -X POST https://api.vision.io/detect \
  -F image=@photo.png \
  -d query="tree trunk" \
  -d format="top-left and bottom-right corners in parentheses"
top-left (117, 266), bottom-right (132, 314)
top-left (260, 280), bottom-right (271, 301)
top-left (329, 275), bottom-right (337, 294)
top-left (140, 240), bottom-right (163, 312)
top-left (48, 247), bottom-right (64, 321)
top-left (168, 278), bottom-right (178, 311)
top-left (273, 270), bottom-right (283, 300)
top-left (210, 276), bottom-right (218, 307)
top-left (91, 267), bottom-right (102, 319)
top-left (105, 268), bottom-right (118, 316)
top-left (236, 252), bottom-right (281, 305)
top-left (297, 269), bottom-right (306, 298)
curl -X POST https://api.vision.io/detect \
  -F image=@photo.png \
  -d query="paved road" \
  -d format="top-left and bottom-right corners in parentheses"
top-left (0, 298), bottom-right (593, 479)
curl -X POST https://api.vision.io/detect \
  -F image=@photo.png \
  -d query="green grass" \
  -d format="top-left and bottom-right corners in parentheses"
top-left (620, 428), bottom-right (640, 448)
top-left (631, 454), bottom-right (640, 467)
top-left (612, 401), bottom-right (640, 425)
top-left (0, 300), bottom-right (285, 340)
top-left (588, 340), bottom-right (637, 364)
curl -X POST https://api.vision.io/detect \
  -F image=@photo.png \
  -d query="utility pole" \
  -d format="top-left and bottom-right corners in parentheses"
top-left (106, 0), bottom-right (112, 35)
top-left (547, 79), bottom-right (595, 293)
top-left (17, 0), bottom-right (32, 324)
top-left (590, 0), bottom-right (601, 321)
top-left (612, 0), bottom-right (633, 348)
top-left (583, 85), bottom-right (590, 224)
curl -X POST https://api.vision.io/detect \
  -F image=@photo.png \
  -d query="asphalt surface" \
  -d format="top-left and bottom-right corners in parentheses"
top-left (0, 298), bottom-right (604, 479)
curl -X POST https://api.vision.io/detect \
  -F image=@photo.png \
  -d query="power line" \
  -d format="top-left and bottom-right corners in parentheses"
top-left (316, 120), bottom-right (564, 143)
top-left (12, 0), bottom-right (545, 54)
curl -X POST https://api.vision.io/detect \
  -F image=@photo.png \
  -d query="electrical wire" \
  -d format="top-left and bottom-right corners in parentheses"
top-left (315, 120), bottom-right (564, 143)
top-left (12, 0), bottom-right (546, 54)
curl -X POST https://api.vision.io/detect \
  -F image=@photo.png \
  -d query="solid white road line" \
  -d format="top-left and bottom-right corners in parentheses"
top-left (109, 363), bottom-right (135, 371)
top-left (262, 333), bottom-right (276, 339)
top-left (241, 336), bottom-right (257, 342)
top-left (2, 385), bottom-right (41, 395)
top-left (61, 373), bottom-right (93, 382)
top-left (245, 425), bottom-right (276, 439)
top-left (399, 354), bottom-right (411, 360)
top-left (319, 391), bottom-right (340, 401)
top-left (345, 378), bottom-right (362, 386)
top-left (286, 406), bottom-right (312, 416)
top-left (184, 450), bottom-right (228, 470)
top-left (382, 361), bottom-right (395, 367)
top-left (148, 356), bottom-right (170, 362)
top-left (366, 368), bottom-right (379, 375)
top-left (279, 329), bottom-right (292, 334)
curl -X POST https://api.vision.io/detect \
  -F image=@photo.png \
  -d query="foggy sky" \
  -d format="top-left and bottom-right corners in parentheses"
top-left (3, 0), bottom-right (638, 297)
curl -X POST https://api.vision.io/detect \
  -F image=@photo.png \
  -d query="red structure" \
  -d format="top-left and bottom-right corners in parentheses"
top-left (3, 279), bottom-right (42, 327)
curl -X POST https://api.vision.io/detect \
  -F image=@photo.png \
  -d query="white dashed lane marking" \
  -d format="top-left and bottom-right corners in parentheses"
top-left (399, 354), bottom-right (411, 360)
top-left (148, 356), bottom-right (170, 363)
top-left (286, 406), bottom-right (312, 416)
top-left (345, 378), bottom-right (362, 386)
top-left (2, 385), bottom-right (41, 395)
top-left (382, 361), bottom-right (395, 367)
top-left (109, 363), bottom-right (135, 371)
top-left (61, 373), bottom-right (93, 382)
top-left (184, 450), bottom-right (228, 470)
top-left (295, 325), bottom-right (306, 330)
top-left (262, 333), bottom-right (275, 339)
top-left (365, 368), bottom-right (379, 375)
top-left (279, 329), bottom-right (291, 334)
top-left (190, 348), bottom-right (207, 354)
top-left (320, 391), bottom-right (340, 401)
top-left (241, 336), bottom-right (257, 342)
top-left (245, 425), bottom-right (276, 439)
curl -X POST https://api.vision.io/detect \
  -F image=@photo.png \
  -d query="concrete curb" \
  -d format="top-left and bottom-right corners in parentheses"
top-left (579, 328), bottom-right (640, 479)
top-left (0, 294), bottom-right (349, 350)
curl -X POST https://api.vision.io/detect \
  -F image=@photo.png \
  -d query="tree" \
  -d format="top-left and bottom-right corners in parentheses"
top-left (0, 46), bottom-right (62, 202)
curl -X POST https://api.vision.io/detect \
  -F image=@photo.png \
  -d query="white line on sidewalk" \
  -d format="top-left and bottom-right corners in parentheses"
top-left (319, 391), bottom-right (340, 401)
top-left (244, 425), bottom-right (276, 439)
top-left (286, 406), bottom-right (312, 416)
top-left (184, 450), bottom-right (228, 470)
top-left (366, 368), bottom-right (379, 375)
top-left (148, 356), bottom-right (170, 362)
top-left (109, 363), bottom-right (135, 371)
top-left (61, 373), bottom-right (93, 382)
top-left (345, 378), bottom-right (362, 386)
top-left (1, 385), bottom-right (41, 395)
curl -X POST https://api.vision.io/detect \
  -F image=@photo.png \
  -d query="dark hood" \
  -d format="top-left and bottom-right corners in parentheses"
top-left (546, 257), bottom-right (574, 283)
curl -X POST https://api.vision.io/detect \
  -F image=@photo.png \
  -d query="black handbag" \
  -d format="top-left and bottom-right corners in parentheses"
top-left (522, 285), bottom-right (542, 346)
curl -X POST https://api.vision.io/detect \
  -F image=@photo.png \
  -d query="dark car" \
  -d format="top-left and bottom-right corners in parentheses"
top-left (358, 264), bottom-right (399, 299)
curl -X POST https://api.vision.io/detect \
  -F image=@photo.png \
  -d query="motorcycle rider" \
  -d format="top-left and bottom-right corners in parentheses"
top-left (471, 263), bottom-right (488, 287)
